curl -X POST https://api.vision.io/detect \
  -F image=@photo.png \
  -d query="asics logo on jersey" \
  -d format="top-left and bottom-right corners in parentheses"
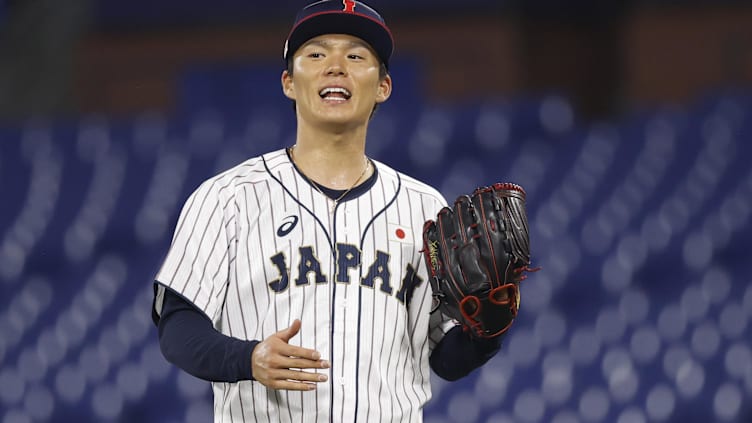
top-left (268, 243), bottom-right (424, 306)
top-left (277, 215), bottom-right (299, 237)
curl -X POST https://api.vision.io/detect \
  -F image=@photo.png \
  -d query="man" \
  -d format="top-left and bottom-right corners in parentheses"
top-left (152, 1), bottom-right (502, 421)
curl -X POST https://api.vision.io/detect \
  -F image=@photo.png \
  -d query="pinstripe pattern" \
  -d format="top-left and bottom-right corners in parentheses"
top-left (154, 148), bottom-right (456, 422)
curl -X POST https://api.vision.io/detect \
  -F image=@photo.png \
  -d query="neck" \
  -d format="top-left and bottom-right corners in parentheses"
top-left (290, 130), bottom-right (370, 190)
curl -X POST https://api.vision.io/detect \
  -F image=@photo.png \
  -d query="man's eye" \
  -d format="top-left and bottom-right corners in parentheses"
top-left (308, 52), bottom-right (323, 58)
top-left (348, 54), bottom-right (363, 60)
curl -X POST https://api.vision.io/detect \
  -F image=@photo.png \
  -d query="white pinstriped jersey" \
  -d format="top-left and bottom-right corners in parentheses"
top-left (153, 148), bottom-right (456, 422)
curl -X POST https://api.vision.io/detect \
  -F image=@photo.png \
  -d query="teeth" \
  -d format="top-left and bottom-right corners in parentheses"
top-left (319, 87), bottom-right (351, 98)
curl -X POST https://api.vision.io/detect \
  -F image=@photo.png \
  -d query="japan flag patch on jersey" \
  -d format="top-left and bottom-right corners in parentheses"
top-left (388, 223), bottom-right (413, 244)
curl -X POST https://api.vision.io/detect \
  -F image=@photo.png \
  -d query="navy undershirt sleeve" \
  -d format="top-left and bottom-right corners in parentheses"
top-left (157, 288), bottom-right (259, 383)
top-left (158, 286), bottom-right (499, 383)
top-left (429, 325), bottom-right (503, 381)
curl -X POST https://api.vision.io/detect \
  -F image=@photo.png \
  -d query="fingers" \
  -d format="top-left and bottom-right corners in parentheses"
top-left (254, 358), bottom-right (329, 391)
top-left (263, 368), bottom-right (329, 391)
top-left (436, 206), bottom-right (456, 249)
top-left (269, 380), bottom-right (319, 391)
top-left (454, 195), bottom-right (476, 242)
top-left (254, 336), bottom-right (329, 371)
top-left (276, 368), bottom-right (328, 383)
top-left (282, 355), bottom-right (330, 370)
top-left (276, 342), bottom-right (323, 362)
top-left (276, 319), bottom-right (302, 342)
top-left (252, 320), bottom-right (330, 391)
top-left (271, 328), bottom-right (329, 365)
top-left (272, 319), bottom-right (321, 362)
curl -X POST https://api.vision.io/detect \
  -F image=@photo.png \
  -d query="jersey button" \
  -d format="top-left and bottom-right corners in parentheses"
top-left (339, 378), bottom-right (346, 386)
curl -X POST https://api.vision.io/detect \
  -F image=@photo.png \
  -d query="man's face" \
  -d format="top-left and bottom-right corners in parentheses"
top-left (281, 33), bottom-right (392, 129)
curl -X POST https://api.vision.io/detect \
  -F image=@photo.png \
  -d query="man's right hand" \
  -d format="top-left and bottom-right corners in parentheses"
top-left (251, 319), bottom-right (330, 390)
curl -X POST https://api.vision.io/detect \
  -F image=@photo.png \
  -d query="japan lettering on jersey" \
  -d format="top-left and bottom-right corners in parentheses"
top-left (153, 149), bottom-right (455, 422)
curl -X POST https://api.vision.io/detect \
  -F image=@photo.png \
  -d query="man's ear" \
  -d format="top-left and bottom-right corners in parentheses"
top-left (375, 74), bottom-right (392, 104)
top-left (281, 70), bottom-right (296, 100)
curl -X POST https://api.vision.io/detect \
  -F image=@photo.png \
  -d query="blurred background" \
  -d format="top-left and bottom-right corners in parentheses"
top-left (1, 0), bottom-right (751, 422)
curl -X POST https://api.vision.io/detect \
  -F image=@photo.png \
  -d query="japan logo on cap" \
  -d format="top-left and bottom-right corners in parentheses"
top-left (343, 0), bottom-right (356, 12)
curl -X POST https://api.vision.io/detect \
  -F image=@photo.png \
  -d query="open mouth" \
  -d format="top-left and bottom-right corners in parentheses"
top-left (319, 87), bottom-right (352, 102)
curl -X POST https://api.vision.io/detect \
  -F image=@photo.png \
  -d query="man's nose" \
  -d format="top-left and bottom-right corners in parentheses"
top-left (325, 55), bottom-right (347, 76)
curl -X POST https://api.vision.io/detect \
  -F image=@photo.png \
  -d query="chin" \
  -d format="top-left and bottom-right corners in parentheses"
top-left (315, 109), bottom-right (369, 126)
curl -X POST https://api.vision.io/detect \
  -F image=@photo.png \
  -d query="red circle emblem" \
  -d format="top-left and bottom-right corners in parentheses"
top-left (396, 228), bottom-right (405, 239)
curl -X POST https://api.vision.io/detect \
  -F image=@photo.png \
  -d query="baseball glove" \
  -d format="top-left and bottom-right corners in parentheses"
top-left (422, 183), bottom-right (536, 339)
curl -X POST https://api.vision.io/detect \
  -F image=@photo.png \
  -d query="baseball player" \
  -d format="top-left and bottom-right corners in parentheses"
top-left (152, 1), bottom-right (505, 421)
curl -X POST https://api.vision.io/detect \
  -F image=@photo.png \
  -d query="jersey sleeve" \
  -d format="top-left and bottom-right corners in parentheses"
top-left (153, 179), bottom-right (234, 325)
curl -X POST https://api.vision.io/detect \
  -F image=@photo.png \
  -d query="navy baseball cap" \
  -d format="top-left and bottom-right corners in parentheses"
top-left (283, 0), bottom-right (394, 69)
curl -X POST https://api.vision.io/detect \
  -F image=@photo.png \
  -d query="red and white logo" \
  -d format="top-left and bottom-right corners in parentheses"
top-left (388, 223), bottom-right (412, 243)
top-left (343, 0), bottom-right (356, 13)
